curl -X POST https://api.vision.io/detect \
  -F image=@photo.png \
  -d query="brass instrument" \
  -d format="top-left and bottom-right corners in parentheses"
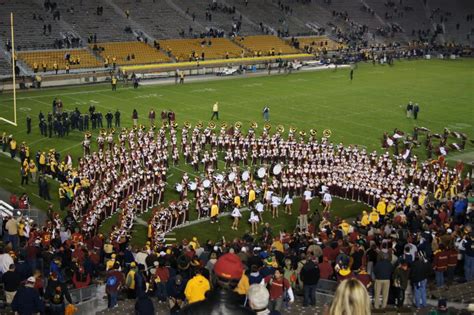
top-left (277, 125), bottom-right (285, 133)
top-left (323, 129), bottom-right (332, 138)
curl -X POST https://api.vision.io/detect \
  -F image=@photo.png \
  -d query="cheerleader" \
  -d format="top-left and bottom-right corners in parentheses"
top-left (283, 193), bottom-right (293, 215)
top-left (271, 194), bottom-right (281, 219)
top-left (231, 204), bottom-right (242, 230)
top-left (256, 201), bottom-right (265, 224)
top-left (249, 209), bottom-right (259, 235)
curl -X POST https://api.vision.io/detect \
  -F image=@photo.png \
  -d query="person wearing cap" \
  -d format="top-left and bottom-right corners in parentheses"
top-left (126, 262), bottom-right (138, 299)
top-left (11, 276), bottom-right (45, 315)
top-left (180, 253), bottom-right (254, 314)
top-left (184, 268), bottom-right (210, 304)
top-left (106, 262), bottom-right (124, 308)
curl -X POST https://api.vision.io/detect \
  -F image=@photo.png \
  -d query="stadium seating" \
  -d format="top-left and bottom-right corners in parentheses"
top-left (17, 49), bottom-right (101, 71)
top-left (90, 41), bottom-right (170, 65)
top-left (235, 35), bottom-right (300, 56)
top-left (159, 38), bottom-right (245, 61)
top-left (294, 36), bottom-right (344, 52)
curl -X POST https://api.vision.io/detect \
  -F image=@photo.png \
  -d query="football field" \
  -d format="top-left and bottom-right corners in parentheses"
top-left (0, 58), bottom-right (473, 245)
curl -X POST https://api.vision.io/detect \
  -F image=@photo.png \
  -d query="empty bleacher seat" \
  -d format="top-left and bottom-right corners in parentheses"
top-left (17, 49), bottom-right (101, 71)
top-left (90, 41), bottom-right (170, 65)
top-left (159, 38), bottom-right (245, 61)
top-left (235, 35), bottom-right (300, 56)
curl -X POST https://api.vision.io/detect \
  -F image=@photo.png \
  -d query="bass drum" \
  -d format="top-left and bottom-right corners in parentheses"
top-left (228, 172), bottom-right (236, 182)
top-left (175, 183), bottom-right (183, 192)
top-left (257, 167), bottom-right (266, 178)
top-left (188, 182), bottom-right (197, 191)
top-left (241, 171), bottom-right (250, 181)
top-left (273, 164), bottom-right (282, 175)
top-left (215, 174), bottom-right (224, 183)
top-left (203, 179), bottom-right (211, 188)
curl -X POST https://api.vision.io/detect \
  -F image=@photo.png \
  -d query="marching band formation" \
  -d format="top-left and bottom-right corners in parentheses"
top-left (68, 120), bottom-right (463, 247)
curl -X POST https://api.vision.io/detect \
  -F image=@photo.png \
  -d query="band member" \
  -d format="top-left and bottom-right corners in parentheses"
top-left (231, 204), bottom-right (242, 230)
top-left (249, 209), bottom-right (259, 235)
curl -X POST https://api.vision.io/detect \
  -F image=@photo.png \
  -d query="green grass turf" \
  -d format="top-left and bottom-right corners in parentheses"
top-left (0, 58), bottom-right (473, 245)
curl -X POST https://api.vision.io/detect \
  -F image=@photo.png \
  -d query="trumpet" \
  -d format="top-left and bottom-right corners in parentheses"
top-left (277, 125), bottom-right (284, 133)
top-left (251, 121), bottom-right (258, 129)
top-left (323, 129), bottom-right (332, 138)
top-left (208, 121), bottom-right (216, 129)
top-left (184, 121), bottom-right (191, 128)
top-left (264, 123), bottom-right (271, 131)
top-left (235, 121), bottom-right (242, 129)
top-left (310, 129), bottom-right (317, 136)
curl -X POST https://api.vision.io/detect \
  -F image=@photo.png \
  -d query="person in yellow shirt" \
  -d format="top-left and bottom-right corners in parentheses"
top-left (53, 62), bottom-right (58, 74)
top-left (418, 191), bottom-right (427, 206)
top-left (271, 237), bottom-right (284, 253)
top-left (376, 199), bottom-right (387, 220)
top-left (339, 220), bottom-right (351, 235)
top-left (9, 138), bottom-right (17, 159)
top-left (369, 208), bottom-right (379, 225)
top-left (39, 152), bottom-right (46, 173)
top-left (248, 188), bottom-right (256, 205)
top-left (125, 262), bottom-right (137, 299)
top-left (106, 253), bottom-right (116, 271)
top-left (386, 200), bottom-right (396, 214)
top-left (210, 202), bottom-right (219, 224)
top-left (29, 160), bottom-right (37, 183)
top-left (65, 63), bottom-right (70, 74)
top-left (360, 210), bottom-right (370, 227)
top-left (234, 195), bottom-right (241, 207)
top-left (111, 76), bottom-right (118, 91)
top-left (184, 270), bottom-right (210, 304)
top-left (188, 237), bottom-right (200, 250)
top-left (211, 102), bottom-right (219, 120)
top-left (234, 272), bottom-right (250, 296)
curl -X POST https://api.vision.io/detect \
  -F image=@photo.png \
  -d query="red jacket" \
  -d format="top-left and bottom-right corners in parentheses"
top-left (264, 276), bottom-right (290, 300)
top-left (447, 248), bottom-right (458, 268)
top-left (433, 250), bottom-right (449, 271)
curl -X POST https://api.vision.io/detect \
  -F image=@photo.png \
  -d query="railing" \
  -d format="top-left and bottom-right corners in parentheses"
top-left (69, 284), bottom-right (99, 304)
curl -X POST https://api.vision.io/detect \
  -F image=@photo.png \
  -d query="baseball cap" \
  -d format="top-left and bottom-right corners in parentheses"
top-left (27, 276), bottom-right (36, 283)
top-left (213, 253), bottom-right (243, 280)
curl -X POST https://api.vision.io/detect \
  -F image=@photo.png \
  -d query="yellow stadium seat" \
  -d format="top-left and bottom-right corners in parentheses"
top-left (159, 38), bottom-right (245, 61)
top-left (235, 35), bottom-right (299, 56)
top-left (17, 49), bottom-right (101, 71)
top-left (90, 41), bottom-right (170, 65)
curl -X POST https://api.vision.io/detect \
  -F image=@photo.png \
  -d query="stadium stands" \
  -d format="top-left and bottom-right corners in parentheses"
top-left (90, 41), bottom-right (170, 65)
top-left (159, 38), bottom-right (245, 61)
top-left (235, 35), bottom-right (300, 56)
top-left (56, 0), bottom-right (136, 42)
top-left (0, 0), bottom-right (69, 50)
top-left (111, 0), bottom-right (204, 39)
top-left (17, 49), bottom-right (101, 71)
top-left (293, 36), bottom-right (343, 53)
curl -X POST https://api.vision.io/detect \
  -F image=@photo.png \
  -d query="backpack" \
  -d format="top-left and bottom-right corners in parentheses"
top-left (106, 275), bottom-right (117, 287)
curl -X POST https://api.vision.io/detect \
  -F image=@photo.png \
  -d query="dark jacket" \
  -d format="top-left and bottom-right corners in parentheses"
top-left (410, 260), bottom-right (429, 283)
top-left (11, 285), bottom-right (45, 315)
top-left (179, 287), bottom-right (255, 315)
top-left (135, 294), bottom-right (155, 315)
top-left (300, 260), bottom-right (320, 285)
top-left (45, 279), bottom-right (72, 305)
top-left (373, 259), bottom-right (393, 280)
top-left (2, 270), bottom-right (21, 292)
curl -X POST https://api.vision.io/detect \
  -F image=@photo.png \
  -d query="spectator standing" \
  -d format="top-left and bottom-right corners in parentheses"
top-left (184, 268), bottom-right (210, 304)
top-left (433, 243), bottom-right (449, 287)
top-left (11, 276), bottom-right (45, 314)
top-left (2, 264), bottom-right (21, 305)
top-left (45, 272), bottom-right (73, 315)
top-left (132, 109), bottom-right (138, 127)
top-left (373, 253), bottom-right (392, 309)
top-left (6, 217), bottom-right (19, 250)
top-left (410, 253), bottom-right (429, 309)
top-left (264, 267), bottom-right (294, 312)
top-left (299, 258), bottom-right (320, 307)
top-left (392, 261), bottom-right (409, 307)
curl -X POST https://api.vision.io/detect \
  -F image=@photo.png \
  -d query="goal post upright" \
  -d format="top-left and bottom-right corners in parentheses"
top-left (1, 12), bottom-right (18, 127)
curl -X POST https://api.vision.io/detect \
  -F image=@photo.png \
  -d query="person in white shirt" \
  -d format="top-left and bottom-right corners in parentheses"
top-left (323, 192), bottom-right (332, 211)
top-left (249, 210), bottom-right (259, 235)
top-left (265, 190), bottom-right (273, 211)
top-left (231, 205), bottom-right (242, 230)
top-left (0, 249), bottom-right (14, 274)
top-left (303, 189), bottom-right (312, 201)
top-left (271, 195), bottom-right (281, 219)
top-left (283, 193), bottom-right (293, 215)
top-left (256, 201), bottom-right (265, 224)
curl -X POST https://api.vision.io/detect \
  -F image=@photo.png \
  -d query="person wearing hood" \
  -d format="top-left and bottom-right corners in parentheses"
top-left (184, 268), bottom-right (210, 304)
top-left (45, 272), bottom-right (72, 315)
top-left (180, 253), bottom-right (254, 314)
